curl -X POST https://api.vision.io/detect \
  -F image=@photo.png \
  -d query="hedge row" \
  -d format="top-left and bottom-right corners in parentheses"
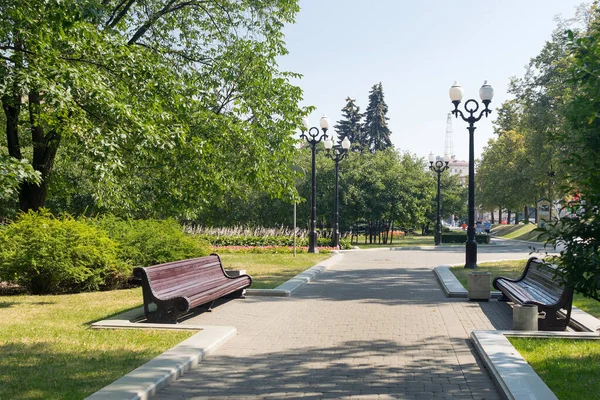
top-left (197, 234), bottom-right (352, 250)
top-left (0, 211), bottom-right (211, 294)
top-left (441, 233), bottom-right (490, 244)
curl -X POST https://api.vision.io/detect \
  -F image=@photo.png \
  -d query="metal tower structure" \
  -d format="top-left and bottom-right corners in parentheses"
top-left (444, 113), bottom-right (455, 158)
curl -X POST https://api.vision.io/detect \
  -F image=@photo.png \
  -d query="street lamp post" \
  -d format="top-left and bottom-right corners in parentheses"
top-left (324, 135), bottom-right (351, 249)
top-left (428, 152), bottom-right (450, 246)
top-left (449, 80), bottom-right (494, 269)
top-left (300, 114), bottom-right (330, 253)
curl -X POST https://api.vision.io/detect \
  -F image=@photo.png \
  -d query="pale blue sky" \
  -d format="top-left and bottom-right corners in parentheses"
top-left (278, 0), bottom-right (584, 160)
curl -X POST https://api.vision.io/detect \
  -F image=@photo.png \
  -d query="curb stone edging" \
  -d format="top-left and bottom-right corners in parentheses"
top-left (471, 330), bottom-right (600, 400)
top-left (85, 325), bottom-right (236, 400)
top-left (246, 252), bottom-right (344, 297)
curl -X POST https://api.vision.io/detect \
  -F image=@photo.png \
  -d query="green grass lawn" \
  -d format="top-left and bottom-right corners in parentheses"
top-left (509, 337), bottom-right (600, 400)
top-left (449, 259), bottom-right (600, 318)
top-left (0, 252), bottom-right (329, 399)
top-left (352, 235), bottom-right (435, 248)
top-left (0, 289), bottom-right (194, 400)
top-left (217, 252), bottom-right (331, 289)
top-left (491, 223), bottom-right (543, 241)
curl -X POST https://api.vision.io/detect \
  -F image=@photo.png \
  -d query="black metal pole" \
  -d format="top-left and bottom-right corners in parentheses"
top-left (465, 123), bottom-right (477, 268)
top-left (436, 170), bottom-right (442, 246)
top-left (333, 159), bottom-right (340, 249)
top-left (309, 144), bottom-right (318, 253)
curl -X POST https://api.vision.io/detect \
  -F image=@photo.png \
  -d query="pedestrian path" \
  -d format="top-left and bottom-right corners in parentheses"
top-left (154, 247), bottom-right (539, 400)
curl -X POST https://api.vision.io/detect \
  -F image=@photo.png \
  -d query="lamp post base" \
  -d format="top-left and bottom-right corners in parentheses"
top-left (465, 239), bottom-right (478, 269)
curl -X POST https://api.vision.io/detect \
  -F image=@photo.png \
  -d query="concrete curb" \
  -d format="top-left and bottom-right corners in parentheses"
top-left (85, 325), bottom-right (236, 400)
top-left (471, 330), bottom-right (600, 400)
top-left (245, 252), bottom-right (344, 297)
top-left (433, 265), bottom-right (502, 299)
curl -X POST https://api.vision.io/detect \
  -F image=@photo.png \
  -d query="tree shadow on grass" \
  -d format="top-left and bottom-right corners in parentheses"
top-left (0, 341), bottom-right (174, 400)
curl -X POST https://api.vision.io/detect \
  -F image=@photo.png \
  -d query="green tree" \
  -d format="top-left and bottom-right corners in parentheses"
top-left (1, 0), bottom-right (305, 218)
top-left (334, 97), bottom-right (365, 152)
top-left (363, 82), bottom-right (392, 153)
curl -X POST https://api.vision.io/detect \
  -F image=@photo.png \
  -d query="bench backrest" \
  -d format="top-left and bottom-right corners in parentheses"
top-left (523, 258), bottom-right (564, 296)
top-left (138, 254), bottom-right (229, 298)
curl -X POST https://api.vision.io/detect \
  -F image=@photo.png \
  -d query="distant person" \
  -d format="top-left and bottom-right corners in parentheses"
top-left (461, 222), bottom-right (467, 231)
top-left (484, 220), bottom-right (491, 234)
top-left (476, 220), bottom-right (483, 234)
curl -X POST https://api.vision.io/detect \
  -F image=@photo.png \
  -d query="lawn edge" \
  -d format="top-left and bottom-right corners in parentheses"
top-left (471, 330), bottom-right (600, 400)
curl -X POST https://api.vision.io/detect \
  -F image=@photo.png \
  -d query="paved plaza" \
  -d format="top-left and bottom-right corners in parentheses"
top-left (154, 243), bottom-right (548, 400)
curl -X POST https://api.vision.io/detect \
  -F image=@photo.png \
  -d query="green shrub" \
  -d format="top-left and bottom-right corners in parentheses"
top-left (0, 210), bottom-right (128, 294)
top-left (95, 216), bottom-right (211, 267)
top-left (441, 232), bottom-right (490, 244)
top-left (197, 234), bottom-right (352, 250)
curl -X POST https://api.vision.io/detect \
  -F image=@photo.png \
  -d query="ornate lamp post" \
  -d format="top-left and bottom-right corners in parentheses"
top-left (324, 135), bottom-right (351, 249)
top-left (300, 114), bottom-right (330, 253)
top-left (428, 152), bottom-right (450, 246)
top-left (449, 80), bottom-right (494, 268)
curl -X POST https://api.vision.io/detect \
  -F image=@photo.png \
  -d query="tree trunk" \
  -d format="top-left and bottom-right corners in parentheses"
top-left (490, 209), bottom-right (495, 224)
top-left (18, 90), bottom-right (61, 212)
top-left (498, 208), bottom-right (503, 224)
top-left (390, 219), bottom-right (394, 245)
top-left (524, 205), bottom-right (528, 223)
top-left (507, 210), bottom-right (512, 225)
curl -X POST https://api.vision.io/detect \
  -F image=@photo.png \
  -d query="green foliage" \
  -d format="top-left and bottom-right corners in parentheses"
top-left (0, 155), bottom-right (41, 200)
top-left (94, 216), bottom-right (211, 268)
top-left (363, 82), bottom-right (392, 152)
top-left (198, 234), bottom-right (351, 250)
top-left (1, 0), bottom-right (305, 217)
top-left (441, 232), bottom-right (490, 244)
top-left (334, 97), bottom-right (365, 152)
top-left (0, 210), bottom-right (128, 294)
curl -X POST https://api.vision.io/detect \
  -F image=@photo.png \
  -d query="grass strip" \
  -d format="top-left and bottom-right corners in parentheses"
top-left (353, 235), bottom-right (435, 248)
top-left (508, 337), bottom-right (600, 400)
top-left (217, 252), bottom-right (331, 289)
top-left (449, 260), bottom-right (600, 318)
top-left (491, 224), bottom-right (543, 241)
top-left (0, 289), bottom-right (194, 400)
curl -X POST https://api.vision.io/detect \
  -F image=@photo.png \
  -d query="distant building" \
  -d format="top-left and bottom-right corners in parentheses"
top-left (447, 157), bottom-right (469, 182)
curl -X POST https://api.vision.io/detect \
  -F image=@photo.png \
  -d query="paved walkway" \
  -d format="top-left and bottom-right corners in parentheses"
top-left (154, 245), bottom-right (545, 400)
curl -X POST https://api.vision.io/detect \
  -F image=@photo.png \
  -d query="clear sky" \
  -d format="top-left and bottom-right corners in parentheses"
top-left (278, 0), bottom-right (584, 161)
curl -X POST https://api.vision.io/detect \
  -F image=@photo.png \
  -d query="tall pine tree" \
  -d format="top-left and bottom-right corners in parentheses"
top-left (334, 97), bottom-right (366, 151)
top-left (363, 82), bottom-right (392, 152)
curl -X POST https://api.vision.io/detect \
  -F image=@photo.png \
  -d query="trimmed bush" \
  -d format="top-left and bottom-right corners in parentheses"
top-left (0, 210), bottom-right (128, 294)
top-left (441, 232), bottom-right (490, 244)
top-left (196, 234), bottom-right (352, 250)
top-left (94, 216), bottom-right (211, 267)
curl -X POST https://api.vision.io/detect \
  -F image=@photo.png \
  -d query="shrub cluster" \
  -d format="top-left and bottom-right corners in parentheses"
top-left (441, 232), bottom-right (490, 244)
top-left (212, 246), bottom-right (334, 254)
top-left (197, 234), bottom-right (352, 250)
top-left (0, 211), bottom-right (211, 295)
top-left (0, 211), bottom-right (128, 294)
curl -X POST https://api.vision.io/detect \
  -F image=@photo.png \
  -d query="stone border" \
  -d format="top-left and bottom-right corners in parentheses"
top-left (86, 325), bottom-right (236, 400)
top-left (246, 252), bottom-right (344, 297)
top-left (471, 330), bottom-right (600, 400)
top-left (434, 265), bottom-right (600, 333)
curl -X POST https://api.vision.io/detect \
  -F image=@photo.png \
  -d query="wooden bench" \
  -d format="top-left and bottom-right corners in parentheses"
top-left (133, 254), bottom-right (252, 323)
top-left (493, 257), bottom-right (574, 331)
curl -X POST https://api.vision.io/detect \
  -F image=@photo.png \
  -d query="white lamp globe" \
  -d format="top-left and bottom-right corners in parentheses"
top-left (320, 114), bottom-right (330, 129)
top-left (444, 153), bottom-right (451, 163)
top-left (479, 80), bottom-right (494, 101)
top-left (301, 117), bottom-right (310, 130)
top-left (323, 138), bottom-right (333, 150)
top-left (341, 136), bottom-right (351, 149)
top-left (449, 81), bottom-right (463, 102)
top-left (428, 152), bottom-right (435, 163)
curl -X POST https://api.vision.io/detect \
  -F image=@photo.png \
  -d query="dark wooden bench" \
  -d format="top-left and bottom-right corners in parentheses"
top-left (493, 257), bottom-right (573, 331)
top-left (133, 254), bottom-right (252, 323)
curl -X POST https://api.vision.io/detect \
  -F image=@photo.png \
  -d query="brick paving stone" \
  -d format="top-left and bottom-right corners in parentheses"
top-left (153, 246), bottom-right (542, 400)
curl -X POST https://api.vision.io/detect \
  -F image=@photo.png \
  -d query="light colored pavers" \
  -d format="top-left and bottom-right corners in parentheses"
top-left (153, 244), bottom-right (544, 399)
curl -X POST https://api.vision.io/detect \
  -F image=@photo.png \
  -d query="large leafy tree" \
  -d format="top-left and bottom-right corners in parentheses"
top-left (1, 0), bottom-right (304, 218)
top-left (363, 82), bottom-right (392, 153)
top-left (334, 97), bottom-right (365, 152)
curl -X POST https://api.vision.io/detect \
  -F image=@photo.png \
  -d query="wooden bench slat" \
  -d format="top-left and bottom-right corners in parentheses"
top-left (492, 257), bottom-right (573, 331)
top-left (133, 254), bottom-right (252, 323)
